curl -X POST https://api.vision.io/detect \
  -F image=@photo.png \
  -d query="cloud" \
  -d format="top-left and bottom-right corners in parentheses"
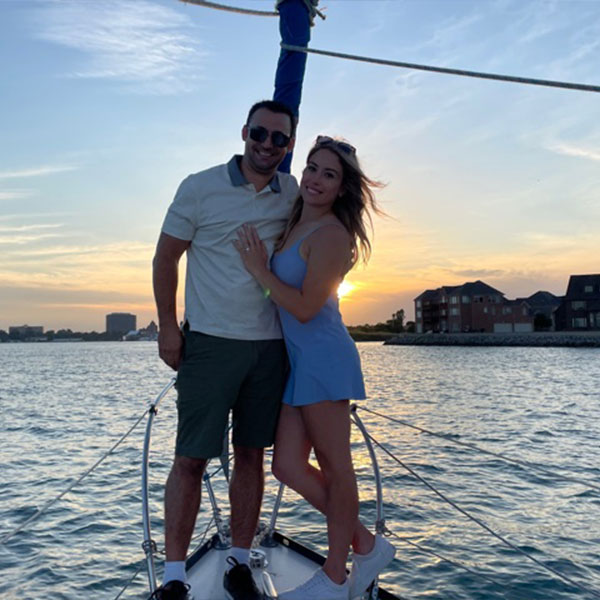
top-left (445, 268), bottom-right (506, 278)
top-left (0, 234), bottom-right (63, 245)
top-left (34, 0), bottom-right (207, 94)
top-left (0, 190), bottom-right (33, 201)
top-left (0, 240), bottom-right (156, 294)
top-left (0, 211), bottom-right (74, 221)
top-left (547, 143), bottom-right (600, 163)
top-left (0, 223), bottom-right (64, 245)
top-left (0, 165), bottom-right (77, 179)
top-left (0, 224), bottom-right (63, 233)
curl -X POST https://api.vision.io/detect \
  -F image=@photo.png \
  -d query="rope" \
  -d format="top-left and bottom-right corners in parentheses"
top-left (0, 407), bottom-right (150, 545)
top-left (113, 559), bottom-right (147, 600)
top-left (357, 406), bottom-right (600, 492)
top-left (179, 0), bottom-right (326, 21)
top-left (179, 0), bottom-right (278, 17)
top-left (386, 530), bottom-right (506, 590)
top-left (281, 44), bottom-right (600, 94)
top-left (367, 432), bottom-right (600, 599)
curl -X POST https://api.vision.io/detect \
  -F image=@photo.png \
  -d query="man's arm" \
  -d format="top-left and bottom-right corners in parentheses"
top-left (152, 232), bottom-right (190, 370)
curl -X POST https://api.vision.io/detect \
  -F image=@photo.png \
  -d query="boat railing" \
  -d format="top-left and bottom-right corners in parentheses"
top-left (139, 385), bottom-right (391, 599)
top-left (141, 376), bottom-right (177, 592)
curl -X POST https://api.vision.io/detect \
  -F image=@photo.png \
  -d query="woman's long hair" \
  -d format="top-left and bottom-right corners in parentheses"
top-left (276, 138), bottom-right (384, 265)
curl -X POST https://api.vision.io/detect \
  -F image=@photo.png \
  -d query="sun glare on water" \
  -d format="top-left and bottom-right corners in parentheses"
top-left (337, 280), bottom-right (355, 299)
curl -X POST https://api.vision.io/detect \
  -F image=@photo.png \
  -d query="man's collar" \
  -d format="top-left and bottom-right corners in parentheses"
top-left (227, 155), bottom-right (282, 193)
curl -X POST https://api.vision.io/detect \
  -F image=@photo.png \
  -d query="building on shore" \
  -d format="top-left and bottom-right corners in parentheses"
top-left (415, 275), bottom-right (600, 334)
top-left (106, 313), bottom-right (136, 335)
top-left (9, 325), bottom-right (44, 337)
top-left (123, 320), bottom-right (159, 341)
top-left (413, 281), bottom-right (558, 334)
top-left (8, 325), bottom-right (45, 340)
top-left (554, 274), bottom-right (600, 331)
top-left (516, 291), bottom-right (562, 330)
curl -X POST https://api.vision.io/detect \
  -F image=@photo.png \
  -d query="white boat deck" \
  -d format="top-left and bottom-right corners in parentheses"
top-left (187, 539), bottom-right (320, 599)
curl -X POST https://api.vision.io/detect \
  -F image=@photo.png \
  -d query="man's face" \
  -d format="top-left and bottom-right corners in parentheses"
top-left (242, 108), bottom-right (295, 176)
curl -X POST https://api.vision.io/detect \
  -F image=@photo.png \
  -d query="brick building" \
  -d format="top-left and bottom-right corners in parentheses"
top-left (414, 280), bottom-right (534, 333)
top-left (554, 274), bottom-right (600, 331)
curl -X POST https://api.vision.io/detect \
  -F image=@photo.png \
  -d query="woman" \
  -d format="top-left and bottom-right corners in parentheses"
top-left (234, 136), bottom-right (395, 600)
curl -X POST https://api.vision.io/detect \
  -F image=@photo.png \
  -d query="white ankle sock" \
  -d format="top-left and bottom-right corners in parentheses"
top-left (163, 560), bottom-right (186, 585)
top-left (226, 547), bottom-right (250, 572)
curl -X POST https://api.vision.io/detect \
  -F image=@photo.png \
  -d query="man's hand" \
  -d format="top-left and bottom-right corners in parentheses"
top-left (158, 323), bottom-right (184, 371)
top-left (153, 232), bottom-right (189, 370)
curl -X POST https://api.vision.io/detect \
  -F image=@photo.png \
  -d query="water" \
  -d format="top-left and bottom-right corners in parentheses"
top-left (1, 342), bottom-right (599, 600)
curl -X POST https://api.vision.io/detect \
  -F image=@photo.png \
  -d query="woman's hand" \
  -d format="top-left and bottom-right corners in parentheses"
top-left (233, 223), bottom-right (269, 278)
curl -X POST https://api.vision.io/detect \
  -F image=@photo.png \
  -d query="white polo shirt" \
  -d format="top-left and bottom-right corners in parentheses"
top-left (161, 155), bottom-right (298, 340)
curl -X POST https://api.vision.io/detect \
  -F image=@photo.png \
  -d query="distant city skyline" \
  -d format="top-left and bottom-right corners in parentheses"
top-left (1, 0), bottom-right (599, 332)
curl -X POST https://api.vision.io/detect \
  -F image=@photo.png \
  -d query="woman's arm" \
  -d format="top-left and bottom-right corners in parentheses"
top-left (234, 223), bottom-right (350, 323)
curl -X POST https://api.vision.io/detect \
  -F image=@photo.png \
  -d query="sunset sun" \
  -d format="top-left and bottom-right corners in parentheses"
top-left (337, 280), bottom-right (355, 299)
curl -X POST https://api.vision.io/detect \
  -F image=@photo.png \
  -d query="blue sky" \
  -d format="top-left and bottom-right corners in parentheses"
top-left (1, 0), bottom-right (599, 331)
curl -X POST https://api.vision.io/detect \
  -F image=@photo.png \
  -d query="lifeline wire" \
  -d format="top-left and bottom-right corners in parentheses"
top-left (367, 432), bottom-right (600, 599)
top-left (179, 0), bottom-right (326, 20)
top-left (112, 517), bottom-right (216, 600)
top-left (358, 406), bottom-right (600, 492)
top-left (388, 531), bottom-right (554, 600)
top-left (113, 559), bottom-right (146, 600)
top-left (179, 0), bottom-right (278, 16)
top-left (0, 409), bottom-right (147, 545)
top-left (386, 531), bottom-right (508, 591)
top-left (281, 43), bottom-right (600, 94)
top-left (178, 0), bottom-right (599, 93)
top-left (0, 377), bottom-right (176, 545)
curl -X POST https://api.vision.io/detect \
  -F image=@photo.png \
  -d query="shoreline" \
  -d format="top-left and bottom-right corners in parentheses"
top-left (384, 331), bottom-right (600, 347)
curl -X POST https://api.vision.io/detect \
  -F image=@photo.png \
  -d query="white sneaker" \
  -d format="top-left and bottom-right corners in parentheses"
top-left (279, 568), bottom-right (349, 600)
top-left (349, 535), bottom-right (396, 599)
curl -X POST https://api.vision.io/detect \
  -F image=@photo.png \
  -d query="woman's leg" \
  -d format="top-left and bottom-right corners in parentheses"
top-left (272, 404), bottom-right (375, 556)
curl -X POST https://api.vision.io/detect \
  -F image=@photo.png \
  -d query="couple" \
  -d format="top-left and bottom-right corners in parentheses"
top-left (151, 100), bottom-right (395, 600)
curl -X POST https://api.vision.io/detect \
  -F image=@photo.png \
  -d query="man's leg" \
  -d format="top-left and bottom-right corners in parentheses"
top-left (164, 455), bottom-right (208, 561)
top-left (229, 445), bottom-right (265, 548)
top-left (170, 329), bottom-right (249, 563)
top-left (223, 445), bottom-right (268, 600)
top-left (222, 339), bottom-right (286, 598)
top-left (229, 337), bottom-right (287, 549)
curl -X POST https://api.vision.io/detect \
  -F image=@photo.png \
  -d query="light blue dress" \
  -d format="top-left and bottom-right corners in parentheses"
top-left (271, 229), bottom-right (366, 406)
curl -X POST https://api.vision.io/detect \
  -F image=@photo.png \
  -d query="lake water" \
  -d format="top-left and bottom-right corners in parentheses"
top-left (0, 342), bottom-right (599, 599)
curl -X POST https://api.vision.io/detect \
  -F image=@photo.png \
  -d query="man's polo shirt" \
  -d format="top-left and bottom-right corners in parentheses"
top-left (161, 155), bottom-right (298, 340)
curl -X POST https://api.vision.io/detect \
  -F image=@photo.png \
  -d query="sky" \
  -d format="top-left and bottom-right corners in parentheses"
top-left (1, 0), bottom-right (599, 332)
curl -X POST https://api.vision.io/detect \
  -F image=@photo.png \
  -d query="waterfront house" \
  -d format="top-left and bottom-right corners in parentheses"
top-left (414, 280), bottom-right (535, 333)
top-left (554, 274), bottom-right (600, 331)
top-left (516, 291), bottom-right (562, 331)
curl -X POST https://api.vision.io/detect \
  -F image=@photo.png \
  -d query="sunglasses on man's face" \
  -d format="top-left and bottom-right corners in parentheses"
top-left (316, 135), bottom-right (356, 156)
top-left (248, 125), bottom-right (291, 148)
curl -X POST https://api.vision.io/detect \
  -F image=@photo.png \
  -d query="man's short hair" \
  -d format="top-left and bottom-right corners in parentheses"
top-left (246, 100), bottom-right (297, 137)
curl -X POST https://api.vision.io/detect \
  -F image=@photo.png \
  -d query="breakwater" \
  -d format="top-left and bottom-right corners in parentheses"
top-left (385, 331), bottom-right (600, 347)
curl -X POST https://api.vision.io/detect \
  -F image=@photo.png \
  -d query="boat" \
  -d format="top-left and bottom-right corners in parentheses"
top-left (141, 378), bottom-right (401, 599)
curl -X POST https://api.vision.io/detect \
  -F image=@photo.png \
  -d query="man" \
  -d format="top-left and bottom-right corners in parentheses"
top-left (151, 100), bottom-right (298, 600)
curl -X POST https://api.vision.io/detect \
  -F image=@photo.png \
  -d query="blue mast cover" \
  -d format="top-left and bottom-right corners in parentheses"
top-left (273, 0), bottom-right (313, 173)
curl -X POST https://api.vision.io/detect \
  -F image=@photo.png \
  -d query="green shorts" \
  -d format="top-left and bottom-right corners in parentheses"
top-left (175, 329), bottom-right (287, 459)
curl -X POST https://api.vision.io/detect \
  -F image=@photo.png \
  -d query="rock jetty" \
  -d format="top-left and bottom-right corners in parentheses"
top-left (384, 332), bottom-right (600, 347)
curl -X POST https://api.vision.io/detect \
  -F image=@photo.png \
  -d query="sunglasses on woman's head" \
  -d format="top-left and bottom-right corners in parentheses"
top-left (248, 125), bottom-right (291, 148)
top-left (316, 135), bottom-right (356, 156)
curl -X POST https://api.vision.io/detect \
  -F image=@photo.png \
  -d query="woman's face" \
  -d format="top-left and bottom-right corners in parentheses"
top-left (300, 148), bottom-right (344, 210)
